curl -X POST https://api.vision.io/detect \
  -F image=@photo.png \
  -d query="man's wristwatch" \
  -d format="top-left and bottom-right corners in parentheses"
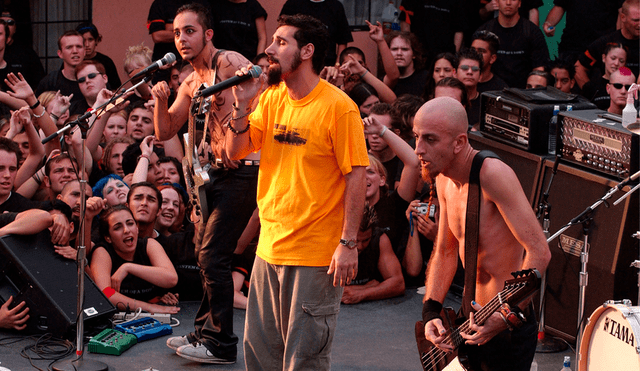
top-left (339, 238), bottom-right (357, 249)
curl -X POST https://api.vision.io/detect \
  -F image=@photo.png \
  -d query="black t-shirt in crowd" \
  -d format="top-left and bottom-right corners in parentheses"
top-left (90, 51), bottom-right (122, 90)
top-left (393, 69), bottom-right (430, 98)
top-left (280, 0), bottom-right (353, 66)
top-left (578, 29), bottom-right (640, 80)
top-left (476, 17), bottom-right (549, 89)
top-left (477, 74), bottom-right (509, 93)
top-left (35, 68), bottom-right (84, 104)
top-left (211, 0), bottom-right (267, 62)
top-left (400, 0), bottom-right (465, 61)
top-left (554, 0), bottom-right (621, 55)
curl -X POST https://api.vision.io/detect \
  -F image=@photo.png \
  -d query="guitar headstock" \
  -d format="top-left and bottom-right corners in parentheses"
top-left (500, 269), bottom-right (542, 307)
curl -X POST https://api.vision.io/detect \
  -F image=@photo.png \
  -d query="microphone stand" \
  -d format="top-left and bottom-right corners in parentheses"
top-left (48, 115), bottom-right (107, 371)
top-left (535, 156), bottom-right (567, 353)
top-left (546, 170), bottom-right (638, 366)
top-left (46, 80), bottom-right (145, 371)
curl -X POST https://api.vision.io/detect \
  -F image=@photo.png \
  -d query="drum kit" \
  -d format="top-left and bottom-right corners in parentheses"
top-left (537, 156), bottom-right (640, 370)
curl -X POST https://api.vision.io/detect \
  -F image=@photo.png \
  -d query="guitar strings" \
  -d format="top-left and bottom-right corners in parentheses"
top-left (419, 283), bottom-right (525, 370)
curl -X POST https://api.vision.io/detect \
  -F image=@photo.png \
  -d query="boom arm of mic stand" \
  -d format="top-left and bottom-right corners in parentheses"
top-left (41, 76), bottom-right (152, 145)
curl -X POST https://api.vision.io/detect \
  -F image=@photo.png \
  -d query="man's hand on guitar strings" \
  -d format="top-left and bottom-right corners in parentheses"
top-left (424, 318), bottom-right (454, 352)
top-left (461, 301), bottom-right (509, 346)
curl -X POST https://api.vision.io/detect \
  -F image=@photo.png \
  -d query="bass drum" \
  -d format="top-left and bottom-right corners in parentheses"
top-left (579, 301), bottom-right (640, 371)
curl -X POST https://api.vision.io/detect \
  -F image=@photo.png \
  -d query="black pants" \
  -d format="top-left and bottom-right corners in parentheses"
top-left (461, 304), bottom-right (537, 371)
top-left (189, 165), bottom-right (258, 360)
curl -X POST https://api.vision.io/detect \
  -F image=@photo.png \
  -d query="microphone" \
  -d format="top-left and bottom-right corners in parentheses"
top-left (132, 53), bottom-right (176, 80)
top-left (193, 65), bottom-right (262, 98)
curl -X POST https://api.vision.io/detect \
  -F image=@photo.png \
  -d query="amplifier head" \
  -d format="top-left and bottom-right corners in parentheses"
top-left (480, 89), bottom-right (595, 155)
top-left (559, 109), bottom-right (638, 179)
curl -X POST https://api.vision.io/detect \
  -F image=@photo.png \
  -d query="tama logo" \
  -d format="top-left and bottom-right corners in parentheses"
top-left (603, 316), bottom-right (635, 347)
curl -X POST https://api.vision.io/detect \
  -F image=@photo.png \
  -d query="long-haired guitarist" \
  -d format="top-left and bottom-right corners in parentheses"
top-left (151, 3), bottom-right (259, 365)
top-left (413, 97), bottom-right (550, 370)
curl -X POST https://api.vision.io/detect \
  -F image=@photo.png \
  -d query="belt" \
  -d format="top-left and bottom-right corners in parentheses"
top-left (214, 158), bottom-right (260, 168)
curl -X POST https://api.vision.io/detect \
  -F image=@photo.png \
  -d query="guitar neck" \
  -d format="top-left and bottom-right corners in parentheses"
top-left (445, 284), bottom-right (523, 348)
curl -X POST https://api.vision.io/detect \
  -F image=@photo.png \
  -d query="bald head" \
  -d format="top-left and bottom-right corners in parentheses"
top-left (415, 97), bottom-right (468, 136)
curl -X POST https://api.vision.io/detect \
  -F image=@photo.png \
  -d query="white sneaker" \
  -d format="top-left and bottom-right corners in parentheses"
top-left (176, 342), bottom-right (236, 364)
top-left (166, 335), bottom-right (190, 351)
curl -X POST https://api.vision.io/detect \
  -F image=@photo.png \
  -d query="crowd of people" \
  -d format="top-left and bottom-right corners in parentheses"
top-left (0, 0), bottom-right (636, 369)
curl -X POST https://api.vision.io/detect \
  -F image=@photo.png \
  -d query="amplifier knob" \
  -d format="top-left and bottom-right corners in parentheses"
top-left (599, 157), bottom-right (604, 162)
top-left (587, 154), bottom-right (593, 159)
top-left (604, 166), bottom-right (610, 171)
top-left (598, 163), bottom-right (604, 169)
top-left (604, 159), bottom-right (610, 164)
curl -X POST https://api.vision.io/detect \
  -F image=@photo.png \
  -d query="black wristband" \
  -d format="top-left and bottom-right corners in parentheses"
top-left (29, 100), bottom-right (41, 110)
top-left (422, 299), bottom-right (443, 324)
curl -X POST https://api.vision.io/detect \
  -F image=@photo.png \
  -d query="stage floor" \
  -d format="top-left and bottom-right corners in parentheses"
top-left (0, 288), bottom-right (574, 371)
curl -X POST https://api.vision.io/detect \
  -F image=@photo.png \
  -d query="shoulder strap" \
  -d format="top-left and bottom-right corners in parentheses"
top-left (211, 49), bottom-right (224, 85)
top-left (462, 150), bottom-right (499, 317)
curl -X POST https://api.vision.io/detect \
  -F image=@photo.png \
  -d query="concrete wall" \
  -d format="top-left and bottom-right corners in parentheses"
top-left (92, 0), bottom-right (378, 86)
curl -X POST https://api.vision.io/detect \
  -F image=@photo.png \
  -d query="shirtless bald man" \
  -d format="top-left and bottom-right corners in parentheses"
top-left (414, 97), bottom-right (550, 370)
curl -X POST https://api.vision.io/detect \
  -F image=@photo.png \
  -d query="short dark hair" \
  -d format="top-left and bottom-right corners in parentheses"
top-left (127, 181), bottom-right (163, 207)
top-left (121, 142), bottom-right (164, 175)
top-left (471, 30), bottom-right (500, 55)
top-left (348, 82), bottom-right (378, 108)
top-left (527, 70), bottom-right (553, 86)
top-left (277, 14), bottom-right (329, 74)
top-left (391, 94), bottom-right (425, 140)
top-left (58, 30), bottom-right (82, 51)
top-left (369, 102), bottom-right (392, 116)
top-left (339, 46), bottom-right (366, 65)
top-left (457, 48), bottom-right (484, 71)
top-left (45, 152), bottom-right (78, 177)
top-left (436, 77), bottom-right (469, 109)
top-left (176, 2), bottom-right (212, 31)
top-left (549, 58), bottom-right (576, 79)
top-left (0, 137), bottom-right (20, 166)
top-left (76, 22), bottom-right (102, 43)
top-left (157, 156), bottom-right (185, 188)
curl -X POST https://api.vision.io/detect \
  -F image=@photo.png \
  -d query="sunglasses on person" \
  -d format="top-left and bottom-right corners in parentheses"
top-left (611, 83), bottom-right (633, 90)
top-left (2, 19), bottom-right (15, 26)
top-left (78, 72), bottom-right (100, 83)
top-left (459, 65), bottom-right (480, 72)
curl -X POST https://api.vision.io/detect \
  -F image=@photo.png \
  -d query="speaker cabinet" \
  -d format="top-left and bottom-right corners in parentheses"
top-left (0, 232), bottom-right (116, 338)
top-left (468, 131), bottom-right (550, 206)
top-left (536, 161), bottom-right (639, 342)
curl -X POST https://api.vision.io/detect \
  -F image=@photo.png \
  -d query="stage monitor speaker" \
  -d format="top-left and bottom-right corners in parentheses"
top-left (468, 131), bottom-right (550, 206)
top-left (0, 231), bottom-right (116, 338)
top-left (535, 160), bottom-right (639, 343)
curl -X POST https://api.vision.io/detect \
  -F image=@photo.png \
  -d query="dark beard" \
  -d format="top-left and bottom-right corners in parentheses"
top-left (267, 50), bottom-right (302, 86)
top-left (267, 64), bottom-right (282, 86)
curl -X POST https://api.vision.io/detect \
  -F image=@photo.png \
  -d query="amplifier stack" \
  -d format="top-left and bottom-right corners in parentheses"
top-left (477, 88), bottom-right (639, 343)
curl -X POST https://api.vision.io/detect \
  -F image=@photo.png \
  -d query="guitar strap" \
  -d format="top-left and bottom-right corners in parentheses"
top-left (461, 150), bottom-right (499, 318)
top-left (197, 49), bottom-right (224, 152)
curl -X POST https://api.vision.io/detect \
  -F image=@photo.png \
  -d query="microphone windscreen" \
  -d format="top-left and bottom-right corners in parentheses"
top-left (249, 65), bottom-right (262, 78)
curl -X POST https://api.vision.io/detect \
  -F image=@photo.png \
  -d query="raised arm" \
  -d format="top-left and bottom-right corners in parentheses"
top-left (363, 115), bottom-right (420, 201)
top-left (152, 79), bottom-right (191, 141)
top-left (90, 246), bottom-right (179, 314)
top-left (14, 108), bottom-right (44, 189)
top-left (543, 5), bottom-right (565, 37)
top-left (367, 20), bottom-right (400, 88)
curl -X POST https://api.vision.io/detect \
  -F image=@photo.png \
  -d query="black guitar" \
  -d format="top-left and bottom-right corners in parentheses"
top-left (183, 85), bottom-right (211, 222)
top-left (415, 269), bottom-right (542, 371)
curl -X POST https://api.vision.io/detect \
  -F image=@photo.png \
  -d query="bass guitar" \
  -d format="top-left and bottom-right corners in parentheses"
top-left (415, 269), bottom-right (541, 371)
top-left (183, 85), bottom-right (211, 222)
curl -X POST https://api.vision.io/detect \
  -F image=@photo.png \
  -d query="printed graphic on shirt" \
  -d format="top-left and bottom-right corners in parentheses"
top-left (274, 123), bottom-right (307, 146)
